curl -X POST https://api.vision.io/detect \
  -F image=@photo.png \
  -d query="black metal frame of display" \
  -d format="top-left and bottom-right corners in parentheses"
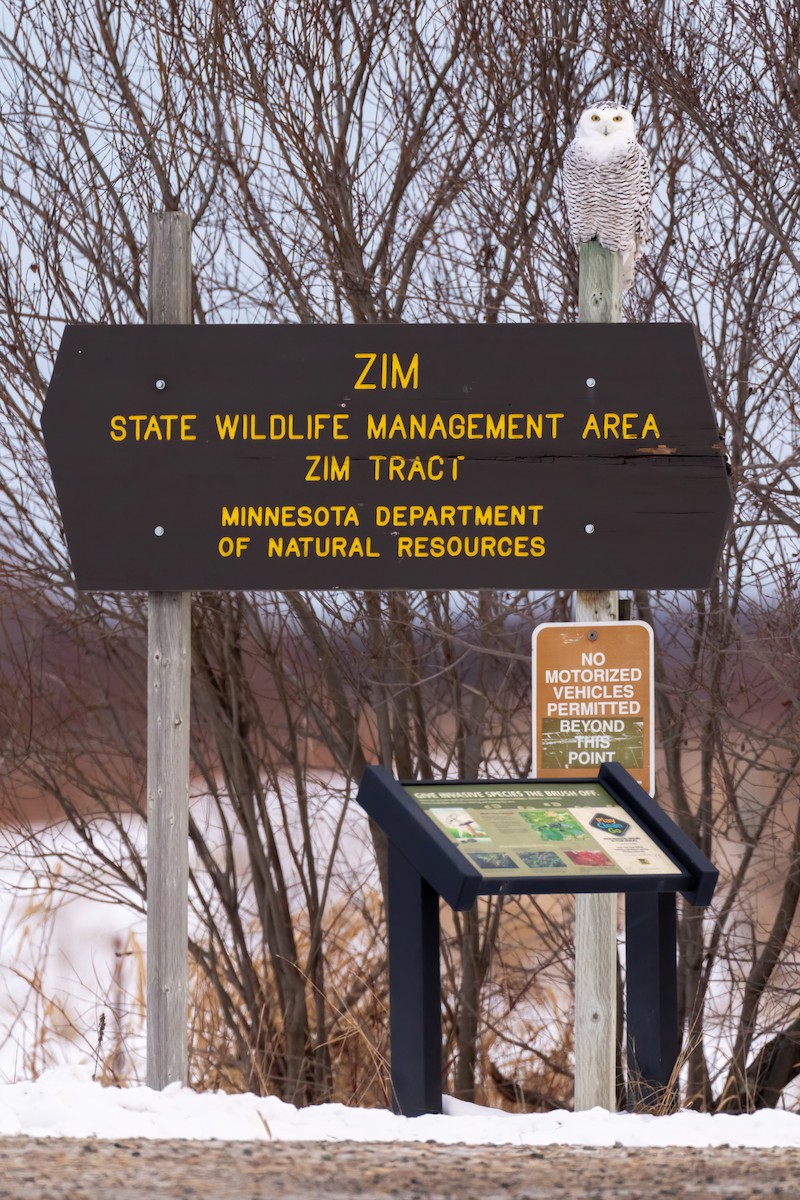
top-left (356, 761), bottom-right (718, 1117)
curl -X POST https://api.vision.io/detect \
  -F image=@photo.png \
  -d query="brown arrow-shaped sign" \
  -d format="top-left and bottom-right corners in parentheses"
top-left (41, 322), bottom-right (733, 592)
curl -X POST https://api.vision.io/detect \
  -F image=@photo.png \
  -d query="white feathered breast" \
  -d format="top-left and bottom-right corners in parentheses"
top-left (563, 133), bottom-right (651, 288)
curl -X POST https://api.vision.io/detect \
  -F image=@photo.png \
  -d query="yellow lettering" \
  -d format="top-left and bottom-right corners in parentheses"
top-left (216, 414), bottom-right (240, 439)
top-left (305, 455), bottom-right (350, 481)
top-left (374, 503), bottom-right (544, 528)
top-left (396, 534), bottom-right (545, 559)
top-left (305, 455), bottom-right (322, 481)
top-left (111, 413), bottom-right (196, 440)
top-left (408, 456), bottom-right (438, 480)
top-left (215, 413), bottom-right (267, 439)
top-left (392, 353), bottom-right (419, 390)
top-left (354, 353), bottom-right (377, 389)
top-left (265, 535), bottom-right (379, 558)
top-left (355, 352), bottom-right (418, 391)
top-left (582, 411), bottom-right (661, 440)
top-left (581, 414), bottom-right (601, 439)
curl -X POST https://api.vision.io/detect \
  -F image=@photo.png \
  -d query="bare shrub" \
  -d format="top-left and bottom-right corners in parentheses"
top-left (0, 0), bottom-right (798, 1109)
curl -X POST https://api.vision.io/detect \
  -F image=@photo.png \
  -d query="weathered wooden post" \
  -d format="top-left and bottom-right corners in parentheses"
top-left (573, 242), bottom-right (622, 1111)
top-left (146, 211), bottom-right (192, 1089)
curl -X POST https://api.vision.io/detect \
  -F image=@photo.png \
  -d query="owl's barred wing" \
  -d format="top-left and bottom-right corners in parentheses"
top-left (562, 140), bottom-right (584, 248)
top-left (634, 143), bottom-right (652, 252)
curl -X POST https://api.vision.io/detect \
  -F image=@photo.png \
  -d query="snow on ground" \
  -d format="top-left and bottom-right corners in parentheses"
top-left (3, 809), bottom-right (800, 1149)
top-left (0, 1065), bottom-right (799, 1147)
top-left (0, 822), bottom-right (148, 1083)
top-left (0, 786), bottom-right (374, 1084)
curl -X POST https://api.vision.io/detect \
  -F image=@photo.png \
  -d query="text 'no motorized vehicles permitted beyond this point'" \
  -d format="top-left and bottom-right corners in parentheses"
top-left (532, 621), bottom-right (654, 794)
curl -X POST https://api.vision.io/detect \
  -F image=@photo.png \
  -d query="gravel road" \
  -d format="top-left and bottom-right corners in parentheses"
top-left (0, 1139), bottom-right (797, 1200)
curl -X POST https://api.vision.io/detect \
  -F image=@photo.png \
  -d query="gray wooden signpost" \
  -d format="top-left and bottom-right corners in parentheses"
top-left (146, 212), bottom-right (192, 1090)
top-left (574, 242), bottom-right (624, 1111)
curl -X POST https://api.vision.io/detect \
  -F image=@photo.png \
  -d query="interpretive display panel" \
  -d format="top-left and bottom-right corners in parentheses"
top-left (359, 763), bottom-right (720, 1119)
top-left (41, 323), bottom-right (732, 591)
top-left (404, 780), bottom-right (681, 880)
top-left (355, 763), bottom-right (719, 910)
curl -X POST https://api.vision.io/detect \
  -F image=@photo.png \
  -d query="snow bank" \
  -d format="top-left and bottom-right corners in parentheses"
top-left (0, 1065), bottom-right (798, 1147)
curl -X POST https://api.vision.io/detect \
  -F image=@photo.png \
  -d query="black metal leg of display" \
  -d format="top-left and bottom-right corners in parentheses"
top-left (625, 891), bottom-right (679, 1111)
top-left (388, 842), bottom-right (442, 1116)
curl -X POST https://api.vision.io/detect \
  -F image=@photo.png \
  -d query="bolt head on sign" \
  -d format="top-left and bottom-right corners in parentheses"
top-left (532, 621), bottom-right (654, 795)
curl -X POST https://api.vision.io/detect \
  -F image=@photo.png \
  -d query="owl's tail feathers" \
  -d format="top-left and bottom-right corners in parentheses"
top-left (621, 248), bottom-right (636, 292)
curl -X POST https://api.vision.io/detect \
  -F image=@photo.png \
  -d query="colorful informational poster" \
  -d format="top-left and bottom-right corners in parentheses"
top-left (404, 780), bottom-right (681, 880)
top-left (532, 621), bottom-right (655, 795)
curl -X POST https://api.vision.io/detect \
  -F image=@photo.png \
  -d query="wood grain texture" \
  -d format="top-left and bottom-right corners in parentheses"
top-left (147, 590), bottom-right (191, 1089)
top-left (578, 241), bottom-right (623, 322)
top-left (574, 891), bottom-right (619, 1111)
top-left (146, 212), bottom-right (192, 1090)
top-left (147, 212), bottom-right (192, 325)
top-left (574, 241), bottom-right (622, 1111)
top-left (575, 589), bottom-right (619, 625)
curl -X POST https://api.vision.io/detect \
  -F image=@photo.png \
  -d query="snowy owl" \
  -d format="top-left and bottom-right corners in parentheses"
top-left (563, 103), bottom-right (651, 290)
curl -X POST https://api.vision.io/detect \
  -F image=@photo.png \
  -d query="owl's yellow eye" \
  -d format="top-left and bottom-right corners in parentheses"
top-left (590, 114), bottom-right (601, 122)
top-left (612, 115), bottom-right (623, 122)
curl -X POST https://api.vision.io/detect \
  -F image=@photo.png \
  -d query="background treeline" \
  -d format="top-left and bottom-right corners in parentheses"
top-left (0, 0), bottom-right (798, 1111)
